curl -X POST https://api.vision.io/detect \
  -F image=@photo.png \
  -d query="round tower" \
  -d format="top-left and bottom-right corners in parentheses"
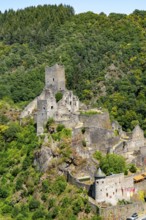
top-left (94, 168), bottom-right (106, 203)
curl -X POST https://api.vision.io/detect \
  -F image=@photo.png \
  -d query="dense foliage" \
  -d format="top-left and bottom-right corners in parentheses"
top-left (94, 151), bottom-right (137, 175)
top-left (1, 6), bottom-right (146, 133)
top-left (1, 5), bottom-right (145, 218)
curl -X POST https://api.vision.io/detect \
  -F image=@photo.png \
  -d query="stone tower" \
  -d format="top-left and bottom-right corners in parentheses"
top-left (45, 64), bottom-right (66, 93)
top-left (37, 100), bottom-right (48, 135)
top-left (94, 168), bottom-right (106, 203)
top-left (94, 168), bottom-right (134, 205)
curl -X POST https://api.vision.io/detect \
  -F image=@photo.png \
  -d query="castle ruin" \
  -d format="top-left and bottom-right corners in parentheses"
top-left (20, 64), bottom-right (146, 157)
top-left (21, 64), bottom-right (146, 206)
top-left (20, 64), bottom-right (80, 135)
top-left (37, 64), bottom-right (80, 134)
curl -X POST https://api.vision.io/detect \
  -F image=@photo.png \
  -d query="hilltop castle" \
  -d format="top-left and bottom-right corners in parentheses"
top-left (21, 64), bottom-right (146, 206)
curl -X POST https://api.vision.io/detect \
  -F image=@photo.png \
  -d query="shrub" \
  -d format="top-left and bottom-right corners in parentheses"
top-left (46, 118), bottom-right (54, 129)
top-left (55, 92), bottom-right (63, 102)
top-left (16, 214), bottom-right (24, 220)
top-left (49, 206), bottom-right (59, 219)
top-left (99, 153), bottom-right (126, 175)
top-left (0, 114), bottom-right (9, 124)
top-left (124, 169), bottom-right (128, 175)
top-left (15, 178), bottom-right (23, 190)
top-left (4, 122), bottom-right (21, 142)
top-left (22, 157), bottom-right (32, 170)
top-left (56, 124), bottom-right (65, 132)
top-left (32, 209), bottom-right (46, 219)
top-left (41, 194), bottom-right (47, 202)
top-left (85, 204), bottom-right (91, 213)
top-left (1, 204), bottom-right (12, 214)
top-left (61, 197), bottom-right (71, 208)
top-left (81, 127), bottom-right (86, 134)
top-left (72, 198), bottom-right (84, 215)
top-left (48, 198), bottom-right (56, 210)
top-left (52, 176), bottom-right (67, 195)
top-left (29, 198), bottom-right (40, 211)
top-left (11, 167), bottom-right (20, 177)
top-left (82, 139), bottom-right (86, 147)
top-left (80, 110), bottom-right (98, 116)
top-left (0, 188), bottom-right (8, 198)
top-left (20, 204), bottom-right (29, 217)
top-left (11, 206), bottom-right (20, 218)
top-left (42, 180), bottom-right (49, 193)
top-left (94, 151), bottom-right (103, 161)
top-left (129, 164), bottom-right (137, 173)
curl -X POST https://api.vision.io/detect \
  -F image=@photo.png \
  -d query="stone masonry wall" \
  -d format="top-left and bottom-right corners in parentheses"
top-left (79, 112), bottom-right (111, 129)
top-left (85, 127), bottom-right (119, 153)
top-left (100, 202), bottom-right (146, 220)
top-left (95, 174), bottom-right (134, 205)
top-left (20, 90), bottom-right (45, 118)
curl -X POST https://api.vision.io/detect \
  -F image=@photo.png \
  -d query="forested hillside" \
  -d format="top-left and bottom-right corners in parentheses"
top-left (0, 5), bottom-right (146, 132)
top-left (1, 5), bottom-right (146, 132)
top-left (0, 4), bottom-right (146, 219)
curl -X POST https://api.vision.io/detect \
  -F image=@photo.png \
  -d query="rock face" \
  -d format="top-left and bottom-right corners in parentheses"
top-left (113, 125), bottom-right (145, 158)
top-left (105, 64), bottom-right (125, 80)
top-left (34, 147), bottom-right (53, 172)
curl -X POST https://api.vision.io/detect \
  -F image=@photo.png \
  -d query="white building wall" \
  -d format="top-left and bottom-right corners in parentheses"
top-left (95, 174), bottom-right (134, 205)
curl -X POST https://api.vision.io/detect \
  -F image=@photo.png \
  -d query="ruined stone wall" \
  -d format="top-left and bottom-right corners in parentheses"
top-left (112, 121), bottom-right (127, 138)
top-left (126, 139), bottom-right (145, 152)
top-left (79, 112), bottom-right (111, 129)
top-left (63, 170), bottom-right (91, 192)
top-left (58, 91), bottom-right (79, 114)
top-left (55, 114), bottom-right (79, 128)
top-left (85, 127), bottom-right (119, 154)
top-left (37, 100), bottom-right (48, 135)
top-left (100, 202), bottom-right (146, 220)
top-left (46, 94), bottom-right (57, 119)
top-left (95, 174), bottom-right (134, 205)
top-left (72, 127), bottom-right (84, 147)
top-left (132, 125), bottom-right (144, 140)
top-left (20, 90), bottom-right (45, 118)
top-left (134, 179), bottom-right (146, 191)
top-left (125, 125), bottom-right (145, 152)
top-left (140, 146), bottom-right (146, 156)
top-left (114, 141), bottom-right (128, 155)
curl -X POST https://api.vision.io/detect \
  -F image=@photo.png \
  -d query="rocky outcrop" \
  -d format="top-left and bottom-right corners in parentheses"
top-left (105, 64), bottom-right (125, 80)
top-left (34, 147), bottom-right (53, 172)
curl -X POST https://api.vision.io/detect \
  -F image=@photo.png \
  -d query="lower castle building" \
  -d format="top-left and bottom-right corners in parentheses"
top-left (94, 168), bottom-right (135, 205)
